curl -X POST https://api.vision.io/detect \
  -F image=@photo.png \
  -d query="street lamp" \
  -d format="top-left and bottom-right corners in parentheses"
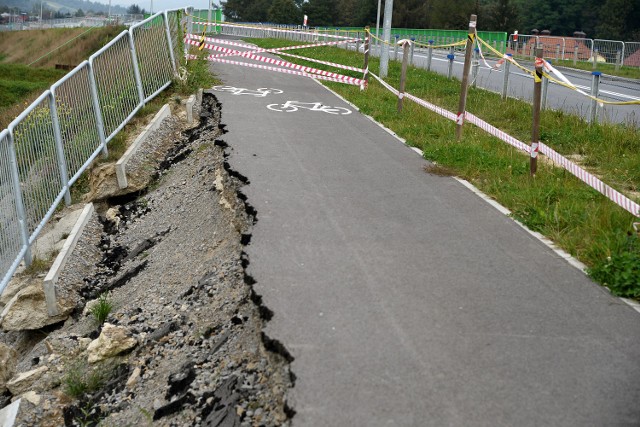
top-left (375, 0), bottom-right (381, 47)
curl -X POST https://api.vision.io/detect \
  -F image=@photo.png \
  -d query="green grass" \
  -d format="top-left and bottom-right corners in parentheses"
top-left (63, 361), bottom-right (110, 398)
top-left (248, 38), bottom-right (640, 298)
top-left (0, 63), bottom-right (66, 109)
top-left (90, 292), bottom-right (113, 325)
top-left (553, 59), bottom-right (640, 79)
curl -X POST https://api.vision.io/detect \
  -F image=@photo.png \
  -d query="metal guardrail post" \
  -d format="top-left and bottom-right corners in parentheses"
top-left (502, 53), bottom-right (512, 99)
top-left (593, 48), bottom-right (598, 69)
top-left (394, 35), bottom-right (399, 60)
top-left (573, 44), bottom-right (578, 66)
top-left (410, 37), bottom-right (415, 65)
top-left (128, 32), bottom-right (146, 105)
top-left (471, 47), bottom-right (479, 88)
top-left (48, 91), bottom-right (71, 206)
top-left (163, 11), bottom-right (177, 74)
top-left (6, 130), bottom-right (32, 266)
top-left (615, 50), bottom-right (622, 71)
top-left (447, 46), bottom-right (455, 79)
top-left (541, 64), bottom-right (549, 110)
top-left (87, 61), bottom-right (108, 157)
top-left (427, 40), bottom-right (434, 71)
top-left (589, 71), bottom-right (601, 124)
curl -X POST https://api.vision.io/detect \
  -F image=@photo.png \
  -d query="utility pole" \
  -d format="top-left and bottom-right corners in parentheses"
top-left (375, 0), bottom-right (381, 47)
top-left (208, 0), bottom-right (212, 26)
top-left (380, 0), bottom-right (394, 77)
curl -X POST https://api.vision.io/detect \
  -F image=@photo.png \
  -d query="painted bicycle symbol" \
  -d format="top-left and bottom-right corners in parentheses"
top-left (212, 85), bottom-right (283, 97)
top-left (266, 101), bottom-right (352, 115)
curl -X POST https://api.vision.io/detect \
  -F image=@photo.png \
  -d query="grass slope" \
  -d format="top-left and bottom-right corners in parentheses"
top-left (248, 38), bottom-right (640, 298)
top-left (0, 26), bottom-right (125, 128)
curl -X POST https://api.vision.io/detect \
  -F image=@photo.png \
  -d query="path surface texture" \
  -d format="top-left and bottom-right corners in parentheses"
top-left (209, 39), bottom-right (640, 427)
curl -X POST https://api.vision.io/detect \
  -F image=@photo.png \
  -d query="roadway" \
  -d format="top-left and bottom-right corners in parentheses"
top-left (208, 36), bottom-right (640, 426)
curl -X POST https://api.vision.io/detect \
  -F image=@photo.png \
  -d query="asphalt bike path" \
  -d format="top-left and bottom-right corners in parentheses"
top-left (208, 40), bottom-right (640, 426)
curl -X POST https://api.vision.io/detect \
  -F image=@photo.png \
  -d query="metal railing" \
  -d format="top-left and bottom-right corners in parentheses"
top-left (0, 15), bottom-right (146, 31)
top-left (508, 34), bottom-right (639, 67)
top-left (0, 8), bottom-right (190, 292)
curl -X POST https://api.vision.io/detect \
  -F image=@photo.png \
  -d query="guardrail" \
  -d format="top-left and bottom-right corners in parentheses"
top-left (0, 15), bottom-right (146, 31)
top-left (508, 34), bottom-right (640, 68)
top-left (0, 8), bottom-right (191, 292)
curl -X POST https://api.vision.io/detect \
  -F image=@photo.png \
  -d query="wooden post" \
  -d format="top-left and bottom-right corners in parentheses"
top-left (531, 47), bottom-right (543, 177)
top-left (455, 14), bottom-right (477, 140)
top-left (398, 40), bottom-right (410, 112)
top-left (363, 26), bottom-right (370, 86)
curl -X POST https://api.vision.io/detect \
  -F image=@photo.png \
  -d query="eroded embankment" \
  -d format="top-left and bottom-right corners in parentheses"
top-left (2, 92), bottom-right (294, 427)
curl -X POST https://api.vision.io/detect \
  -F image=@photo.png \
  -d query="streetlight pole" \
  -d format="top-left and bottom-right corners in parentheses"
top-left (40, 1), bottom-right (43, 28)
top-left (375, 0), bottom-right (381, 48)
top-left (208, 0), bottom-right (212, 26)
top-left (379, 0), bottom-right (393, 77)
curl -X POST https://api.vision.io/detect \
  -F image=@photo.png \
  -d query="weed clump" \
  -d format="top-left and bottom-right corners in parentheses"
top-left (589, 234), bottom-right (640, 298)
top-left (90, 292), bottom-right (113, 325)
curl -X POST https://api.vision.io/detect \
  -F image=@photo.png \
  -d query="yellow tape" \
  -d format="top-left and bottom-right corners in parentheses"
top-left (476, 35), bottom-right (640, 106)
top-left (468, 33), bottom-right (476, 44)
top-left (534, 72), bottom-right (542, 83)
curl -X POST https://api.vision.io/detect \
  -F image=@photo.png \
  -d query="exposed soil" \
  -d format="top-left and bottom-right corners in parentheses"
top-left (0, 92), bottom-right (293, 426)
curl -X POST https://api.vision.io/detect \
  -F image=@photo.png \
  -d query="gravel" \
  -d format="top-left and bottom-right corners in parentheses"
top-left (0, 93), bottom-right (294, 426)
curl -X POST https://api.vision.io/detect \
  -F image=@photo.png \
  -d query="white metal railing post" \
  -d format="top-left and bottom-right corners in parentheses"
top-left (6, 130), bottom-right (32, 266)
top-left (87, 60), bottom-right (108, 157)
top-left (48, 91), bottom-right (72, 206)
top-left (163, 11), bottom-right (177, 74)
top-left (128, 31), bottom-right (146, 105)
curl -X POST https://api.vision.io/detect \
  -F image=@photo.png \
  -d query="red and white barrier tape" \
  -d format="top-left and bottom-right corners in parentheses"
top-left (187, 34), bottom-right (364, 73)
top-left (193, 21), bottom-right (358, 40)
top-left (186, 39), bottom-right (364, 85)
top-left (405, 93), bottom-right (458, 122)
top-left (189, 54), bottom-right (364, 87)
top-left (187, 33), bottom-right (358, 55)
top-left (538, 142), bottom-right (640, 217)
top-left (464, 112), bottom-right (531, 153)
top-left (370, 73), bottom-right (639, 218)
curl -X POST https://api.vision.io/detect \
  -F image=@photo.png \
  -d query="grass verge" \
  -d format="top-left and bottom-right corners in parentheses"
top-left (248, 38), bottom-right (640, 298)
top-left (553, 59), bottom-right (640, 80)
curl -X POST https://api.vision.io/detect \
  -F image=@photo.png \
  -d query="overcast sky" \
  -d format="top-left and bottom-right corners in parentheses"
top-left (113, 1), bottom-right (220, 13)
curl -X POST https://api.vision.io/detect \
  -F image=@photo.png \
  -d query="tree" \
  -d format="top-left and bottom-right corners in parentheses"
top-left (75, 8), bottom-right (85, 17)
top-left (268, 0), bottom-right (301, 23)
top-left (596, 0), bottom-right (639, 40)
top-left (127, 4), bottom-right (144, 15)
top-left (302, 0), bottom-right (337, 26)
top-left (481, 0), bottom-right (519, 33)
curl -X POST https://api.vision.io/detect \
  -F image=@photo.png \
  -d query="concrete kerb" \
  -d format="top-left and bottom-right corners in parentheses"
top-left (0, 399), bottom-right (20, 427)
top-left (186, 94), bottom-right (196, 124)
top-left (116, 104), bottom-right (172, 189)
top-left (43, 203), bottom-right (94, 316)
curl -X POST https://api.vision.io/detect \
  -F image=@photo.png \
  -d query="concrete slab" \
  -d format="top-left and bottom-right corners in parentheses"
top-left (116, 104), bottom-right (171, 189)
top-left (43, 203), bottom-right (94, 316)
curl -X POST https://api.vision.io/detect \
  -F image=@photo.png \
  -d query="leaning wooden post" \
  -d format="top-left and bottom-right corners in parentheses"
top-left (397, 39), bottom-right (410, 112)
top-left (363, 26), bottom-right (370, 87)
top-left (455, 14), bottom-right (477, 140)
top-left (531, 47), bottom-right (544, 177)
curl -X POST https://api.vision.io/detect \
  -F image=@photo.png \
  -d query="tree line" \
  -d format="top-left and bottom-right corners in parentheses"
top-left (220, 0), bottom-right (640, 41)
